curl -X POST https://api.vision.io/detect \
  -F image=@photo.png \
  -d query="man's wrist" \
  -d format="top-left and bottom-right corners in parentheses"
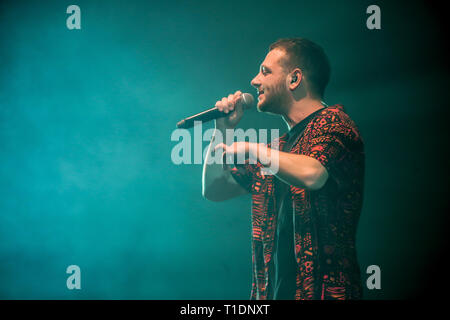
top-left (255, 143), bottom-right (273, 167)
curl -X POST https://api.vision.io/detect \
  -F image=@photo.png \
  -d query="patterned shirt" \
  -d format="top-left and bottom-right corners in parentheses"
top-left (230, 105), bottom-right (365, 300)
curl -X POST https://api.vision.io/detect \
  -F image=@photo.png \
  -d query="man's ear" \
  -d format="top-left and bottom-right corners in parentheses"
top-left (288, 68), bottom-right (302, 90)
top-left (290, 74), bottom-right (298, 83)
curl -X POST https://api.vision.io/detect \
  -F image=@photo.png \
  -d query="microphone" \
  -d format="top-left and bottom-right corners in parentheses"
top-left (176, 93), bottom-right (254, 129)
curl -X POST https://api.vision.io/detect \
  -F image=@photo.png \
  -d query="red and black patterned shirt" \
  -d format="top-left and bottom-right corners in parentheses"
top-left (230, 105), bottom-right (364, 300)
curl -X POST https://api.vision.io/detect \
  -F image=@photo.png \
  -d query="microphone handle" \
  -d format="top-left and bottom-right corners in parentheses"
top-left (176, 107), bottom-right (227, 129)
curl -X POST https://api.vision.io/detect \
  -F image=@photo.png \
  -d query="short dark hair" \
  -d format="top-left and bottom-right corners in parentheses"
top-left (269, 38), bottom-right (331, 98)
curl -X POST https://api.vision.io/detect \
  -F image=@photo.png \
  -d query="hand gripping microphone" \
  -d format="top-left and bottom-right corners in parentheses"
top-left (176, 93), bottom-right (254, 129)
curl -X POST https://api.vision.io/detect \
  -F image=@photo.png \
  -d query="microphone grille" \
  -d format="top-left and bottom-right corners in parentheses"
top-left (241, 93), bottom-right (254, 109)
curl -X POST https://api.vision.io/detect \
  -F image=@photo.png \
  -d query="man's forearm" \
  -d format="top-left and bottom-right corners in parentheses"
top-left (254, 144), bottom-right (329, 190)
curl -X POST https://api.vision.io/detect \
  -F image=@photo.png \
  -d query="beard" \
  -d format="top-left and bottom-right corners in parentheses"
top-left (257, 80), bottom-right (290, 115)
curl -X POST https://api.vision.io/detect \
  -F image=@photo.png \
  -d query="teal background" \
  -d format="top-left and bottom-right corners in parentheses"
top-left (0, 0), bottom-right (447, 299)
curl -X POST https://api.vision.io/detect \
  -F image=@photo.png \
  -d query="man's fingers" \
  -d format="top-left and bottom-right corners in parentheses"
top-left (214, 143), bottom-right (223, 151)
top-left (214, 142), bottom-right (238, 154)
top-left (215, 101), bottom-right (222, 112)
top-left (214, 143), bottom-right (227, 152)
top-left (214, 143), bottom-right (231, 166)
top-left (221, 97), bottom-right (229, 112)
top-left (215, 92), bottom-right (243, 115)
top-left (234, 91), bottom-right (242, 105)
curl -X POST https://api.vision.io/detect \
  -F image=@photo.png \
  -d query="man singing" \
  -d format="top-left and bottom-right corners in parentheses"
top-left (202, 38), bottom-right (364, 300)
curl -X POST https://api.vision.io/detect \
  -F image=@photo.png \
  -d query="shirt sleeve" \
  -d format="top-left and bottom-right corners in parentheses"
top-left (302, 118), bottom-right (362, 183)
top-left (229, 162), bottom-right (259, 194)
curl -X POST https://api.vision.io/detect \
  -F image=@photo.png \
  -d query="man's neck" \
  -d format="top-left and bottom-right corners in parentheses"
top-left (282, 97), bottom-right (325, 130)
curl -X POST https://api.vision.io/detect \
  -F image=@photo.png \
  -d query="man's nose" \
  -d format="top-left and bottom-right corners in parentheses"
top-left (251, 76), bottom-right (260, 88)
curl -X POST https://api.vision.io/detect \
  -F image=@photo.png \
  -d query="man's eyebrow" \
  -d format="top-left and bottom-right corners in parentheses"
top-left (260, 64), bottom-right (271, 72)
